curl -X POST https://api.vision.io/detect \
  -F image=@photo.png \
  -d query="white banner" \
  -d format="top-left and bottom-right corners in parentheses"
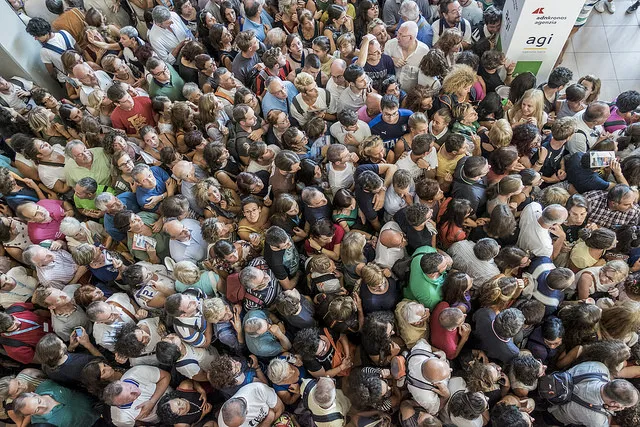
top-left (500, 0), bottom-right (585, 80)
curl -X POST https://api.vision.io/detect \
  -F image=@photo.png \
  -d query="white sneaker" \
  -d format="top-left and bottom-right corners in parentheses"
top-left (595, 1), bottom-right (605, 12)
top-left (605, 1), bottom-right (616, 13)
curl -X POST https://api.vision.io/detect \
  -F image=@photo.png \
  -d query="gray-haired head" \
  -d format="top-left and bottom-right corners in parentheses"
top-left (95, 192), bottom-right (116, 211)
top-left (400, 0), bottom-right (420, 21)
top-left (152, 6), bottom-right (172, 24)
top-left (64, 140), bottom-right (85, 158)
top-left (119, 26), bottom-right (138, 39)
top-left (540, 204), bottom-right (568, 227)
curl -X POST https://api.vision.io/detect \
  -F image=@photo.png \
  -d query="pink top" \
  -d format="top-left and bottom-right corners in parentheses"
top-left (473, 80), bottom-right (486, 102)
top-left (27, 200), bottom-right (66, 244)
top-left (357, 105), bottom-right (376, 124)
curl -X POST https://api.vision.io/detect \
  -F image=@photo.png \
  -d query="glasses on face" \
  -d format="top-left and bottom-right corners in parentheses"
top-left (118, 158), bottom-right (133, 168)
top-left (152, 65), bottom-right (169, 77)
top-left (382, 110), bottom-right (399, 119)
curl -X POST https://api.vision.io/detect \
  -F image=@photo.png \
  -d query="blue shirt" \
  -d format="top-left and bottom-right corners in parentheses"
top-left (261, 80), bottom-right (299, 115)
top-left (398, 16), bottom-right (434, 47)
top-left (104, 192), bottom-right (140, 242)
top-left (565, 152), bottom-right (610, 194)
top-left (135, 166), bottom-right (169, 212)
top-left (243, 309), bottom-right (284, 357)
top-left (369, 109), bottom-right (412, 151)
top-left (243, 17), bottom-right (267, 41)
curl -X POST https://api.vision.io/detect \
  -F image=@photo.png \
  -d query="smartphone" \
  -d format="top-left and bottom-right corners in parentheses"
top-left (74, 327), bottom-right (83, 337)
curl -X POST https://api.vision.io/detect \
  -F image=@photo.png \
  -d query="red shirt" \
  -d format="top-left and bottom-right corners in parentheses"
top-left (1, 303), bottom-right (51, 364)
top-left (110, 96), bottom-right (157, 136)
top-left (304, 224), bottom-right (345, 255)
top-left (429, 301), bottom-right (459, 360)
top-left (27, 199), bottom-right (65, 244)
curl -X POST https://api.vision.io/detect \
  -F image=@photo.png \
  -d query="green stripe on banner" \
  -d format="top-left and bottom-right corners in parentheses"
top-left (513, 61), bottom-right (543, 76)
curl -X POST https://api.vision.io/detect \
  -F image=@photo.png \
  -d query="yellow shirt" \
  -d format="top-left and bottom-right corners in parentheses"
top-left (436, 145), bottom-right (465, 179)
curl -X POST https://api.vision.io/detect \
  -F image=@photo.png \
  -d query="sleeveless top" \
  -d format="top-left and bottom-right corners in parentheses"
top-left (298, 22), bottom-right (320, 49)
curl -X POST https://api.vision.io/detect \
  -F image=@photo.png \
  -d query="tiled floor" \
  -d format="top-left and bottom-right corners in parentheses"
top-left (561, 0), bottom-right (640, 100)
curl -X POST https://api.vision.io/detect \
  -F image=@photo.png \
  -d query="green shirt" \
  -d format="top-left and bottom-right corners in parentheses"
top-left (33, 380), bottom-right (99, 427)
top-left (404, 245), bottom-right (446, 310)
top-left (148, 66), bottom-right (185, 101)
top-left (127, 211), bottom-right (170, 262)
top-left (64, 147), bottom-right (112, 187)
top-left (74, 185), bottom-right (116, 210)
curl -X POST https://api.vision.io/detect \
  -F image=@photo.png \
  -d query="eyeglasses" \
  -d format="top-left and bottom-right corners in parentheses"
top-left (152, 65), bottom-right (169, 77)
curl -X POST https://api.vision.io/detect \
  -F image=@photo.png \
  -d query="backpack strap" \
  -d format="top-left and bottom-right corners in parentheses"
top-left (175, 358), bottom-right (199, 368)
top-left (325, 89), bottom-right (331, 109)
top-left (405, 348), bottom-right (440, 391)
top-left (291, 96), bottom-right (305, 116)
top-left (569, 373), bottom-right (610, 416)
top-left (244, 290), bottom-right (266, 307)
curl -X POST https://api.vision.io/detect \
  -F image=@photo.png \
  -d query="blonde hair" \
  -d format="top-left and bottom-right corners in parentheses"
top-left (360, 263), bottom-right (385, 288)
top-left (578, 74), bottom-right (601, 103)
top-left (441, 64), bottom-right (476, 95)
top-left (27, 106), bottom-right (52, 133)
top-left (341, 232), bottom-right (367, 266)
top-left (307, 254), bottom-right (333, 274)
top-left (509, 88), bottom-right (545, 130)
top-left (294, 72), bottom-right (315, 92)
top-left (87, 89), bottom-right (106, 112)
top-left (488, 118), bottom-right (513, 147)
top-left (478, 276), bottom-right (517, 310)
top-left (203, 297), bottom-right (227, 323)
top-left (359, 135), bottom-right (384, 159)
top-left (173, 260), bottom-right (200, 284)
top-left (601, 301), bottom-right (640, 342)
top-left (100, 54), bottom-right (118, 74)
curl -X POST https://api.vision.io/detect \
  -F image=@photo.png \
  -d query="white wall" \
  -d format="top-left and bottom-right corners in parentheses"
top-left (0, 1), bottom-right (64, 97)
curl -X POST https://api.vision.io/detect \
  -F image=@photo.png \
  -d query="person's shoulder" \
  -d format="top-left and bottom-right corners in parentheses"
top-left (570, 361), bottom-right (610, 376)
top-left (124, 364), bottom-right (160, 379)
top-left (399, 109), bottom-right (413, 118)
top-left (369, 114), bottom-right (384, 127)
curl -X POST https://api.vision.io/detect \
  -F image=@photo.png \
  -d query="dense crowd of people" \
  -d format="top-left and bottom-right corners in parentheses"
top-left (1, 0), bottom-right (640, 426)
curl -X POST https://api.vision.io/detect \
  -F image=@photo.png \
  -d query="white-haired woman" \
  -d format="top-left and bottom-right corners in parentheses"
top-left (173, 260), bottom-right (221, 297)
top-left (59, 216), bottom-right (110, 250)
top-left (267, 354), bottom-right (307, 405)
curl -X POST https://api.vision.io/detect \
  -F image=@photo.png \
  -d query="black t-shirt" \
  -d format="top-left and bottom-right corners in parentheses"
top-left (303, 328), bottom-right (339, 373)
top-left (303, 202), bottom-right (333, 227)
top-left (394, 207), bottom-right (435, 254)
top-left (360, 277), bottom-right (401, 314)
top-left (43, 353), bottom-right (99, 388)
top-left (478, 67), bottom-right (504, 95)
top-left (354, 164), bottom-right (382, 223)
top-left (263, 243), bottom-right (299, 280)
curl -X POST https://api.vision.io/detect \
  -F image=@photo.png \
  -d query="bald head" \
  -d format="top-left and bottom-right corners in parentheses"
top-left (439, 307), bottom-right (465, 330)
top-left (379, 228), bottom-right (404, 248)
top-left (540, 204), bottom-right (568, 228)
top-left (172, 160), bottom-right (194, 181)
top-left (331, 59), bottom-right (347, 73)
top-left (366, 93), bottom-right (382, 111)
top-left (73, 63), bottom-right (98, 86)
top-left (422, 358), bottom-right (451, 383)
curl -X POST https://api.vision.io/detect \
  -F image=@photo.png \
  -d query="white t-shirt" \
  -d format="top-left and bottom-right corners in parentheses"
top-left (176, 344), bottom-right (218, 379)
top-left (290, 88), bottom-right (338, 127)
top-left (111, 366), bottom-right (169, 427)
top-left (441, 377), bottom-right (483, 427)
top-left (40, 31), bottom-right (77, 82)
top-left (37, 144), bottom-right (67, 190)
top-left (130, 317), bottom-right (164, 366)
top-left (383, 38), bottom-right (430, 92)
top-left (93, 293), bottom-right (137, 352)
top-left (218, 383), bottom-right (279, 427)
top-left (329, 120), bottom-right (371, 150)
top-left (395, 148), bottom-right (438, 180)
top-left (0, 267), bottom-right (37, 308)
top-left (517, 202), bottom-right (553, 258)
top-left (375, 221), bottom-right (408, 269)
top-left (327, 161), bottom-right (356, 195)
top-left (78, 70), bottom-right (113, 106)
top-left (431, 18), bottom-right (473, 45)
top-left (407, 339), bottom-right (449, 414)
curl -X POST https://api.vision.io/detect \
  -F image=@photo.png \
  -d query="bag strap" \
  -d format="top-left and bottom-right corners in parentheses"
top-left (571, 393), bottom-right (609, 416)
top-left (291, 96), bottom-right (305, 116)
top-left (0, 336), bottom-right (32, 348)
top-left (311, 274), bottom-right (337, 286)
top-left (175, 358), bottom-right (198, 368)
top-left (107, 300), bottom-right (137, 323)
top-left (244, 290), bottom-right (266, 306)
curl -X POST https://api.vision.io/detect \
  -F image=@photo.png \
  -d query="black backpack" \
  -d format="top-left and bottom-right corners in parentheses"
top-left (538, 371), bottom-right (610, 415)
